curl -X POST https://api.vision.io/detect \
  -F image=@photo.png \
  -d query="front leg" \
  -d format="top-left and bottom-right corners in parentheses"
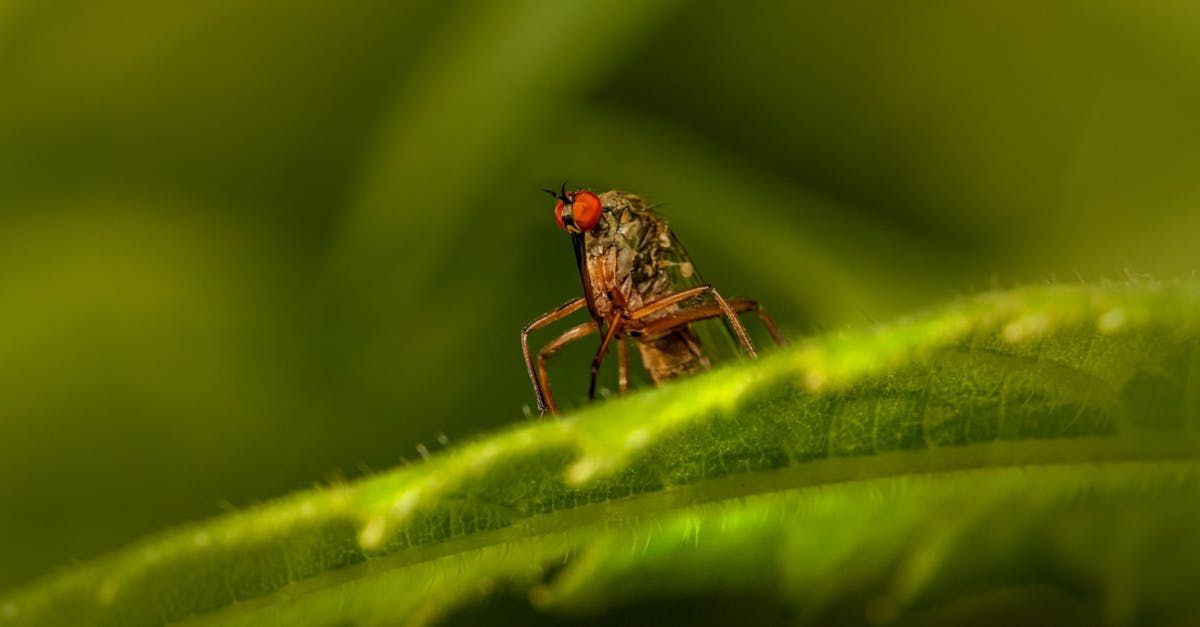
top-left (589, 313), bottom-right (625, 401)
top-left (536, 321), bottom-right (598, 415)
top-left (521, 297), bottom-right (587, 414)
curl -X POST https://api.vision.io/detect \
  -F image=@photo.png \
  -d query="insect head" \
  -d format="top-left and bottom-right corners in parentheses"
top-left (544, 183), bottom-right (602, 233)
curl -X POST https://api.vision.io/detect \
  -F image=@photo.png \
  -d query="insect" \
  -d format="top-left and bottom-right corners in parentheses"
top-left (521, 185), bottom-right (786, 415)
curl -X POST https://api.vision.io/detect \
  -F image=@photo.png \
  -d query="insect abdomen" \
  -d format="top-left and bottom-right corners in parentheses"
top-left (635, 326), bottom-right (711, 383)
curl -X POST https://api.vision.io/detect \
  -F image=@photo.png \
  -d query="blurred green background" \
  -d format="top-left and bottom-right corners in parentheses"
top-left (3, 0), bottom-right (1200, 593)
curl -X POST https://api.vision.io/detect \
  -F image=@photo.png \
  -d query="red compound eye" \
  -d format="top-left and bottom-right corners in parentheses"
top-left (554, 199), bottom-right (567, 231)
top-left (570, 190), bottom-right (602, 231)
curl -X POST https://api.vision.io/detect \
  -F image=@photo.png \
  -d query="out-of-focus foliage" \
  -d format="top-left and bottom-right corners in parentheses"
top-left (5, 282), bottom-right (1200, 626)
top-left (1, 0), bottom-right (1199, 610)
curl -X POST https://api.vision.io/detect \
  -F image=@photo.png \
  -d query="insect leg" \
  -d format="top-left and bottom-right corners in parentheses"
top-left (627, 285), bottom-right (756, 358)
top-left (730, 299), bottom-right (788, 346)
top-left (588, 315), bottom-right (624, 401)
top-left (640, 303), bottom-right (727, 337)
top-left (522, 297), bottom-right (588, 414)
top-left (535, 321), bottom-right (599, 415)
top-left (625, 285), bottom-right (710, 320)
top-left (637, 299), bottom-right (786, 346)
top-left (617, 336), bottom-right (630, 394)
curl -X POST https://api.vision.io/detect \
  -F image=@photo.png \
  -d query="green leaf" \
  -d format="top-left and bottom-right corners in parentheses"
top-left (4, 281), bottom-right (1200, 626)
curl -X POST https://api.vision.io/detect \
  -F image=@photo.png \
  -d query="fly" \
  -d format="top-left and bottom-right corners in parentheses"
top-left (521, 185), bottom-right (787, 415)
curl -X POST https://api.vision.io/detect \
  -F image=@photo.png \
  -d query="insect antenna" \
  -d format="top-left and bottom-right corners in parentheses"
top-left (540, 181), bottom-right (570, 201)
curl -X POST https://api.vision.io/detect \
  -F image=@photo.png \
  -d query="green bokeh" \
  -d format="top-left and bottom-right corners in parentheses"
top-left (1, 0), bottom-right (1198, 592)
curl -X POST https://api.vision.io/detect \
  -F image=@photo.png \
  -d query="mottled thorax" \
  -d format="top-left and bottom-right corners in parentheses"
top-left (578, 190), bottom-right (710, 382)
top-left (581, 191), bottom-right (675, 320)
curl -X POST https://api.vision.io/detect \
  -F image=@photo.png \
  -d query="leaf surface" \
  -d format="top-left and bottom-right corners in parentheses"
top-left (4, 281), bottom-right (1200, 626)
